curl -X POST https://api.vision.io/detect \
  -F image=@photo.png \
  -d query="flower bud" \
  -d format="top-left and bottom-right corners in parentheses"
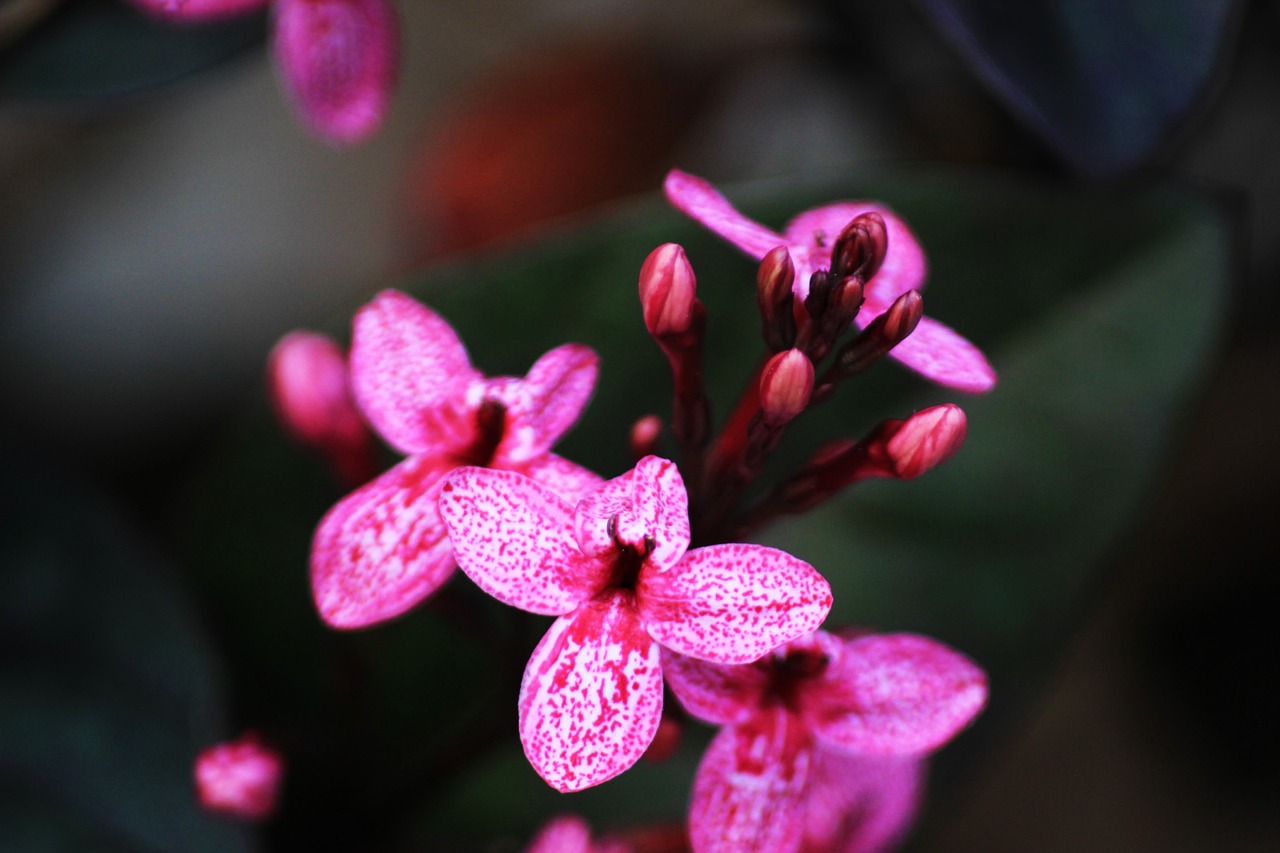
top-left (759, 348), bottom-right (814, 426)
top-left (629, 414), bottom-right (663, 460)
top-left (194, 733), bottom-right (283, 820)
top-left (757, 246), bottom-right (797, 351)
top-left (830, 212), bottom-right (888, 283)
top-left (878, 290), bottom-right (924, 349)
top-left (639, 243), bottom-right (697, 338)
top-left (885, 403), bottom-right (967, 478)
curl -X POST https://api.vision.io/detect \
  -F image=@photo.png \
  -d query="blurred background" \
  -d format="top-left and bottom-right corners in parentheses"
top-left (1, 0), bottom-right (1277, 850)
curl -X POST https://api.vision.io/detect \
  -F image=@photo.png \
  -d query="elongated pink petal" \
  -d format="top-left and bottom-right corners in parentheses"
top-left (310, 454), bottom-right (456, 628)
top-left (801, 751), bottom-right (923, 853)
top-left (663, 170), bottom-right (786, 260)
top-left (857, 311), bottom-right (997, 393)
top-left (572, 456), bottom-right (690, 569)
top-left (349, 290), bottom-right (479, 455)
top-left (803, 633), bottom-right (987, 756)
top-left (525, 814), bottom-right (594, 853)
top-left (637, 544), bottom-right (832, 664)
top-left (127, 0), bottom-right (267, 21)
top-left (689, 708), bottom-right (812, 853)
top-left (782, 203), bottom-right (926, 301)
top-left (517, 453), bottom-right (604, 503)
top-left (274, 0), bottom-right (399, 146)
top-left (519, 593), bottom-right (664, 792)
top-left (440, 467), bottom-right (605, 615)
top-left (660, 648), bottom-right (767, 725)
top-left (489, 343), bottom-right (599, 465)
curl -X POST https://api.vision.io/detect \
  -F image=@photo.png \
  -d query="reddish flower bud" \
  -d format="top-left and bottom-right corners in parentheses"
top-left (831, 212), bottom-right (888, 283)
top-left (630, 414), bottom-right (663, 460)
top-left (639, 243), bottom-right (697, 338)
top-left (757, 246), bottom-right (797, 351)
top-left (194, 733), bottom-right (283, 820)
top-left (878, 289), bottom-right (924, 349)
top-left (759, 349), bottom-right (814, 426)
top-left (642, 713), bottom-right (683, 764)
top-left (885, 403), bottom-right (967, 479)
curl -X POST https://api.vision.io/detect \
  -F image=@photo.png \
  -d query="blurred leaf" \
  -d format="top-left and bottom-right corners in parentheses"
top-left (912, 0), bottom-right (1244, 177)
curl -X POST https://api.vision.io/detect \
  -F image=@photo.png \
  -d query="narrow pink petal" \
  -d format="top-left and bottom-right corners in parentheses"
top-left (663, 170), bottom-right (787, 260)
top-left (349, 290), bottom-right (480, 455)
top-left (783, 204), bottom-right (926, 301)
top-left (489, 343), bottom-right (599, 465)
top-left (525, 814), bottom-right (594, 853)
top-left (439, 468), bottom-right (606, 615)
top-left (803, 633), bottom-right (988, 756)
top-left (861, 312), bottom-right (997, 393)
top-left (637, 544), bottom-right (832, 664)
top-left (310, 454), bottom-right (455, 629)
top-left (572, 456), bottom-right (690, 569)
top-left (801, 751), bottom-right (923, 853)
top-left (274, 0), bottom-right (399, 146)
top-left (660, 647), bottom-right (767, 726)
top-left (689, 708), bottom-right (812, 853)
top-left (127, 0), bottom-right (268, 21)
top-left (518, 593), bottom-right (664, 792)
top-left (517, 453), bottom-right (604, 503)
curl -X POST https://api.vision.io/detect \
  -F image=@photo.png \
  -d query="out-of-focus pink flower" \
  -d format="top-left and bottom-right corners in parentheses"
top-left (194, 733), bottom-right (283, 820)
top-left (665, 630), bottom-right (986, 853)
top-left (524, 814), bottom-right (632, 853)
top-left (662, 169), bottom-right (996, 393)
top-left (439, 455), bottom-right (832, 792)
top-left (310, 290), bottom-right (602, 629)
top-left (799, 751), bottom-right (923, 853)
top-left (127, 0), bottom-right (398, 146)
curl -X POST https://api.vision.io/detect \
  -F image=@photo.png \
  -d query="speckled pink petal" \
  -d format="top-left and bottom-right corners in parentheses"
top-left (664, 170), bottom-right (786, 260)
top-left (782, 203), bottom-right (926, 302)
top-left (525, 814), bottom-right (594, 853)
top-left (689, 708), bottom-right (812, 853)
top-left (803, 633), bottom-right (987, 756)
top-left (801, 751), bottom-right (923, 853)
top-left (439, 467), bottom-right (605, 615)
top-left (518, 453), bottom-right (604, 503)
top-left (637, 544), bottom-right (832, 665)
top-left (488, 343), bottom-right (599, 465)
top-left (127, 0), bottom-right (267, 21)
top-left (572, 456), bottom-right (690, 569)
top-left (274, 0), bottom-right (399, 146)
top-left (660, 647), bottom-right (767, 726)
top-left (859, 308), bottom-right (996, 393)
top-left (519, 593), bottom-right (664, 792)
top-left (349, 290), bottom-right (480, 456)
top-left (310, 454), bottom-right (455, 629)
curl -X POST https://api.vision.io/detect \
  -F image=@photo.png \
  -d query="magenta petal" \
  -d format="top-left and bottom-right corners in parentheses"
top-left (867, 312), bottom-right (997, 393)
top-left (274, 0), bottom-right (399, 146)
top-left (349, 290), bottom-right (479, 455)
top-left (637, 544), bottom-right (832, 664)
top-left (801, 751), bottom-right (923, 853)
top-left (310, 454), bottom-right (455, 628)
top-left (128, 0), bottom-right (268, 21)
top-left (518, 453), bottom-right (604, 503)
top-left (525, 815), bottom-right (594, 853)
top-left (572, 456), bottom-right (690, 568)
top-left (663, 170), bottom-right (787, 260)
top-left (439, 468), bottom-right (605, 615)
top-left (660, 648), bottom-right (767, 726)
top-left (518, 593), bottom-right (664, 792)
top-left (489, 343), bottom-right (599, 465)
top-left (782, 203), bottom-right (926, 301)
top-left (804, 633), bottom-right (988, 756)
top-left (689, 709), bottom-right (812, 853)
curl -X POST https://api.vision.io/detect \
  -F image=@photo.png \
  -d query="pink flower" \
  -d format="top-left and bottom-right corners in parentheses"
top-left (524, 814), bottom-right (631, 853)
top-left (663, 169), bottom-right (996, 393)
top-left (310, 290), bottom-right (602, 628)
top-left (193, 733), bottom-right (283, 820)
top-left (800, 751), bottom-right (923, 853)
top-left (664, 630), bottom-right (986, 853)
top-left (439, 455), bottom-right (833, 792)
top-left (127, 0), bottom-right (398, 146)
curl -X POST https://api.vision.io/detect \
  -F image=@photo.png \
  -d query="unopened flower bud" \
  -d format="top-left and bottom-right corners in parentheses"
top-left (757, 247), bottom-right (798, 351)
top-left (885, 403), bottom-right (967, 478)
top-left (630, 414), bottom-right (663, 460)
top-left (759, 349), bottom-right (814, 426)
top-left (642, 713), bottom-right (683, 764)
top-left (194, 733), bottom-right (283, 820)
top-left (878, 290), bottom-right (924, 348)
top-left (639, 243), bottom-right (697, 338)
top-left (831, 212), bottom-right (888, 282)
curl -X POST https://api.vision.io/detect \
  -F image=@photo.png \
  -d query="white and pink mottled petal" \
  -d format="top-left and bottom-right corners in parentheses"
top-left (524, 814), bottom-right (594, 853)
top-left (127, 0), bottom-right (267, 21)
top-left (689, 708), bottom-right (812, 853)
top-left (518, 453), bottom-right (604, 503)
top-left (637, 544), bottom-right (832, 664)
top-left (349, 290), bottom-right (479, 455)
top-left (573, 457), bottom-right (690, 567)
top-left (664, 170), bottom-right (788, 260)
top-left (518, 593), bottom-right (664, 792)
top-left (572, 467), bottom-right (636, 558)
top-left (660, 647), bottom-right (767, 726)
top-left (492, 344), bottom-right (599, 465)
top-left (801, 750), bottom-right (924, 853)
top-left (783, 203), bottom-right (926, 302)
top-left (804, 633), bottom-right (988, 756)
top-left (310, 454), bottom-right (456, 628)
top-left (439, 468), bottom-right (605, 615)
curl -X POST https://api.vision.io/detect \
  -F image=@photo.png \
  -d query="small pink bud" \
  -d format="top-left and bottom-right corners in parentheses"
top-left (759, 349), bottom-right (814, 426)
top-left (194, 733), bottom-right (283, 820)
top-left (642, 713), bottom-right (683, 764)
top-left (885, 403), bottom-right (967, 479)
top-left (879, 289), bottom-right (924, 348)
top-left (639, 243), bottom-right (697, 338)
top-left (757, 246), bottom-right (797, 351)
top-left (126, 0), bottom-right (268, 22)
top-left (629, 414), bottom-right (663, 460)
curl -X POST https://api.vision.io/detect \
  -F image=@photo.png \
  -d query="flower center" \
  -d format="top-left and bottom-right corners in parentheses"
top-left (605, 514), bottom-right (654, 591)
top-left (458, 398), bottom-right (507, 466)
top-left (768, 646), bottom-right (830, 710)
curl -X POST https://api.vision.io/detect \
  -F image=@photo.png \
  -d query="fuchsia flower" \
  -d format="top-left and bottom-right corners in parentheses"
top-left (663, 630), bottom-right (986, 853)
top-left (194, 733), bottom-right (283, 820)
top-left (439, 455), bottom-right (833, 792)
top-left (310, 290), bottom-right (602, 628)
top-left (524, 814), bottom-right (631, 853)
top-left (799, 751), bottom-right (923, 853)
top-left (128, 0), bottom-right (398, 145)
top-left (663, 170), bottom-right (996, 393)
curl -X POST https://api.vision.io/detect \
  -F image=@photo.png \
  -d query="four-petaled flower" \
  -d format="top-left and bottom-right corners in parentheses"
top-left (663, 630), bottom-right (987, 853)
top-left (663, 169), bottom-right (997, 393)
top-left (310, 290), bottom-right (602, 628)
top-left (439, 455), bottom-right (833, 792)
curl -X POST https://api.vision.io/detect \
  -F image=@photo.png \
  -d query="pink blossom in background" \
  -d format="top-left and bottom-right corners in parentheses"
top-left (662, 169), bottom-right (996, 393)
top-left (664, 630), bottom-right (986, 853)
top-left (439, 455), bottom-right (832, 792)
top-left (194, 733), bottom-right (283, 820)
top-left (310, 290), bottom-right (602, 629)
top-left (524, 814), bottom-right (632, 853)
